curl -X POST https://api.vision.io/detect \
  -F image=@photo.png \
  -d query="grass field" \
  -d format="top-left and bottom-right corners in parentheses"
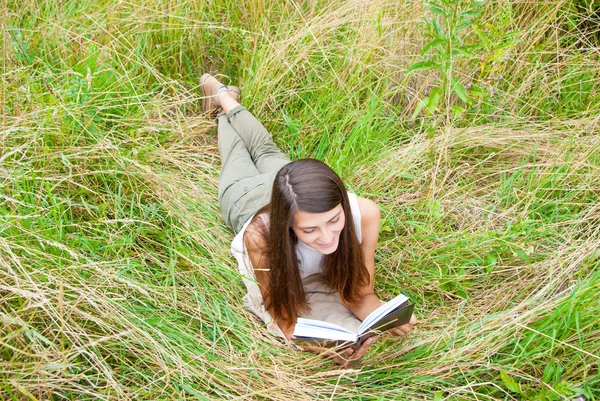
top-left (1, 0), bottom-right (600, 399)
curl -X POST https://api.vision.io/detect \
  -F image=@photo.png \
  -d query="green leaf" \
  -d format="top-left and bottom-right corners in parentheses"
top-left (440, 59), bottom-right (450, 75)
top-left (473, 25), bottom-right (490, 47)
top-left (439, 281), bottom-right (453, 291)
top-left (500, 371), bottom-right (522, 394)
top-left (455, 285), bottom-right (469, 298)
top-left (454, 45), bottom-right (474, 57)
top-left (485, 252), bottom-right (497, 273)
top-left (424, 2), bottom-right (444, 16)
top-left (451, 78), bottom-right (469, 103)
top-left (411, 96), bottom-right (429, 120)
top-left (460, 10), bottom-right (482, 18)
top-left (406, 60), bottom-right (437, 74)
top-left (485, 252), bottom-right (497, 266)
top-left (543, 362), bottom-right (555, 383)
top-left (422, 38), bottom-right (445, 55)
top-left (427, 87), bottom-right (442, 114)
top-left (496, 35), bottom-right (522, 50)
top-left (451, 105), bottom-right (466, 119)
top-left (432, 18), bottom-right (445, 38)
top-left (555, 362), bottom-right (565, 380)
top-left (470, 84), bottom-right (488, 98)
top-left (433, 391), bottom-right (444, 401)
top-left (515, 249), bottom-right (531, 262)
top-left (428, 6), bottom-right (444, 16)
top-left (456, 20), bottom-right (473, 32)
top-left (431, 200), bottom-right (442, 218)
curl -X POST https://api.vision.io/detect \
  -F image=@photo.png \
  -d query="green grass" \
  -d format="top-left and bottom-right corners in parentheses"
top-left (1, 0), bottom-right (600, 399)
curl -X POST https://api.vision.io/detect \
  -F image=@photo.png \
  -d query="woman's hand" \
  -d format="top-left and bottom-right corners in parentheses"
top-left (301, 337), bottom-right (377, 368)
top-left (386, 313), bottom-right (417, 337)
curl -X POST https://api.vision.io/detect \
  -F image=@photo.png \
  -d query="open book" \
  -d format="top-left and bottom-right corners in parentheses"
top-left (292, 293), bottom-right (414, 347)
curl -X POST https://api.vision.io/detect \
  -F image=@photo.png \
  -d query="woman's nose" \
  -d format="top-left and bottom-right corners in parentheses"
top-left (320, 229), bottom-right (333, 243)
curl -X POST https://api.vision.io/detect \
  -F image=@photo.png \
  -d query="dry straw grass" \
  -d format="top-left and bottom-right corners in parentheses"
top-left (2, 0), bottom-right (599, 399)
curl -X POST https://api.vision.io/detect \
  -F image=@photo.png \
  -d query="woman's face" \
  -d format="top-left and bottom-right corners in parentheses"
top-left (291, 204), bottom-right (346, 255)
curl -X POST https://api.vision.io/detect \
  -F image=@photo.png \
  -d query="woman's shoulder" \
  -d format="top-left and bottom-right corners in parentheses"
top-left (356, 196), bottom-right (381, 224)
top-left (243, 216), bottom-right (271, 282)
top-left (243, 213), bottom-right (269, 253)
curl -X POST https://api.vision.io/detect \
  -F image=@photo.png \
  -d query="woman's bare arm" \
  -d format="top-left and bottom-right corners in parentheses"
top-left (346, 197), bottom-right (417, 335)
top-left (344, 197), bottom-right (383, 319)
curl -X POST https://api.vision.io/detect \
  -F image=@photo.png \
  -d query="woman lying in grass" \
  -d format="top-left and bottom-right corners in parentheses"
top-left (201, 73), bottom-right (417, 366)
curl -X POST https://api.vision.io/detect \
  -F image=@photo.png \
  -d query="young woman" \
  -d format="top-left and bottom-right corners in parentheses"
top-left (201, 73), bottom-right (417, 366)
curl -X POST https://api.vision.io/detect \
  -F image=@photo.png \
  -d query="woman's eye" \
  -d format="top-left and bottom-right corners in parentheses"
top-left (303, 229), bottom-right (315, 234)
top-left (329, 217), bottom-right (339, 224)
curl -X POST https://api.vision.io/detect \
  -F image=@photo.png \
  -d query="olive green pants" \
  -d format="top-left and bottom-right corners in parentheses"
top-left (218, 106), bottom-right (290, 233)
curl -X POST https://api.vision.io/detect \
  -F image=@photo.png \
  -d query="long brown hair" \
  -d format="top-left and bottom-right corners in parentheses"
top-left (248, 159), bottom-right (369, 326)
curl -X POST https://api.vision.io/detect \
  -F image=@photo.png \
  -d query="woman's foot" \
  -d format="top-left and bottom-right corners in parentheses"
top-left (200, 73), bottom-right (241, 117)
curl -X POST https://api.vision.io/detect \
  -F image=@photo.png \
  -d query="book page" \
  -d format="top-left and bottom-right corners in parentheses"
top-left (295, 318), bottom-right (355, 333)
top-left (293, 318), bottom-right (357, 342)
top-left (358, 293), bottom-right (409, 334)
top-left (360, 303), bottom-right (414, 337)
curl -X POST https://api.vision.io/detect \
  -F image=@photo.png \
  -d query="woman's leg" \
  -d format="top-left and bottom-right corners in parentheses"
top-left (217, 114), bottom-right (266, 232)
top-left (218, 90), bottom-right (290, 175)
top-left (203, 74), bottom-right (291, 231)
top-left (217, 114), bottom-right (259, 200)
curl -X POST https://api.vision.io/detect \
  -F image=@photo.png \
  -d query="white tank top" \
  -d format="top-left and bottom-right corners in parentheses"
top-left (230, 193), bottom-right (363, 337)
